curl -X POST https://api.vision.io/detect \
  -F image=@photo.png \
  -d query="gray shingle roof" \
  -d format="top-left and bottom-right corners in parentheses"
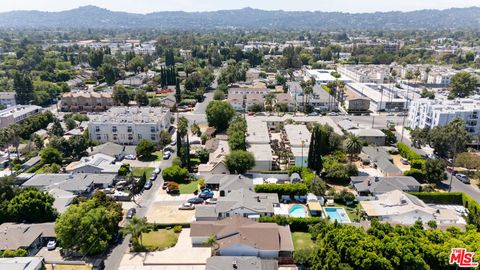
top-left (351, 176), bottom-right (421, 194)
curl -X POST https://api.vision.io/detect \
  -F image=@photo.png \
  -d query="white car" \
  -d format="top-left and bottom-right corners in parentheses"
top-left (47, 240), bottom-right (56, 250)
top-left (328, 112), bottom-right (338, 116)
top-left (456, 174), bottom-right (470, 184)
top-left (178, 203), bottom-right (195, 210)
top-left (124, 154), bottom-right (136, 160)
top-left (154, 167), bottom-right (161, 174)
top-left (163, 151), bottom-right (171, 160)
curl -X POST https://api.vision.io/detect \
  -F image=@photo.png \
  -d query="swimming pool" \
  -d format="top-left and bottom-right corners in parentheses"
top-left (324, 207), bottom-right (351, 223)
top-left (288, 204), bottom-right (308, 218)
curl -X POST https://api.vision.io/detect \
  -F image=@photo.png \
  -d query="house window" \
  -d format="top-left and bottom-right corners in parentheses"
top-left (127, 126), bottom-right (132, 133)
top-left (151, 134), bottom-right (156, 141)
top-left (113, 134), bottom-right (118, 141)
top-left (128, 135), bottom-right (133, 141)
top-left (112, 126), bottom-right (117, 133)
top-left (96, 135), bottom-right (101, 141)
top-left (150, 126), bottom-right (156, 133)
top-left (226, 213), bottom-right (230, 217)
top-left (95, 126), bottom-right (100, 132)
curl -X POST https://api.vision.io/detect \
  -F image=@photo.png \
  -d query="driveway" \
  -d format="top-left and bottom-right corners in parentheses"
top-left (119, 229), bottom-right (210, 269)
top-left (145, 204), bottom-right (195, 224)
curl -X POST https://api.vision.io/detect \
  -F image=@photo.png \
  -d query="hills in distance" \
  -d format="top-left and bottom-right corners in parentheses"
top-left (0, 5), bottom-right (479, 30)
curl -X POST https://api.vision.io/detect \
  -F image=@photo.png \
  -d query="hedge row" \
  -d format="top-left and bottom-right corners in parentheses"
top-left (409, 192), bottom-right (480, 229)
top-left (397, 142), bottom-right (422, 161)
top-left (254, 183), bottom-right (308, 197)
top-left (259, 215), bottom-right (322, 232)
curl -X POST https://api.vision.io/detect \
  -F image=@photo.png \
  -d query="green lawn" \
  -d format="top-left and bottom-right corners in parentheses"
top-left (179, 181), bottom-right (199, 194)
top-left (142, 229), bottom-right (178, 251)
top-left (292, 232), bottom-right (315, 250)
top-left (138, 151), bottom-right (163, 162)
top-left (132, 167), bottom-right (154, 179)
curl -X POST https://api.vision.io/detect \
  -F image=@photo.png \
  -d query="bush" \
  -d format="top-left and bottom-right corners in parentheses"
top-left (1, 248), bottom-right (28, 257)
top-left (162, 165), bottom-right (189, 183)
top-left (166, 182), bottom-right (180, 194)
top-left (410, 159), bottom-right (426, 170)
top-left (173, 225), bottom-right (182, 233)
top-left (404, 168), bottom-right (426, 181)
top-left (259, 215), bottom-right (322, 232)
top-left (397, 142), bottom-right (422, 161)
top-left (118, 164), bottom-right (131, 176)
top-left (254, 183), bottom-right (308, 197)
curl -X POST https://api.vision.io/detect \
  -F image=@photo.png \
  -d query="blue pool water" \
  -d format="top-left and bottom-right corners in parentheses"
top-left (324, 207), bottom-right (351, 223)
top-left (288, 205), bottom-right (307, 218)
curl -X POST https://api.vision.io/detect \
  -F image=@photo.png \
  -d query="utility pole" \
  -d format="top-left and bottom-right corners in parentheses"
top-left (301, 140), bottom-right (305, 168)
top-left (371, 116), bottom-right (375, 128)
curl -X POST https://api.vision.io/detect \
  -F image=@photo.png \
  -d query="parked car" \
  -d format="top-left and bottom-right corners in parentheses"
top-left (400, 158), bottom-right (409, 165)
top-left (187, 197), bottom-right (204, 204)
top-left (170, 140), bottom-right (177, 146)
top-left (149, 173), bottom-right (157, 181)
top-left (456, 174), bottom-right (470, 184)
top-left (328, 112), bottom-right (338, 116)
top-left (386, 112), bottom-right (394, 116)
top-left (47, 240), bottom-right (56, 250)
top-left (126, 208), bottom-right (136, 219)
top-left (199, 189), bottom-right (214, 199)
top-left (144, 180), bottom-right (152, 190)
top-left (124, 154), bottom-right (136, 160)
top-left (178, 203), bottom-right (195, 210)
top-left (162, 181), bottom-right (170, 190)
top-left (154, 167), bottom-right (161, 174)
top-left (205, 198), bottom-right (218, 205)
top-left (163, 151), bottom-right (171, 160)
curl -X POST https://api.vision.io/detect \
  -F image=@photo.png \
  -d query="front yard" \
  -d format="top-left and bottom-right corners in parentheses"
top-left (142, 229), bottom-right (179, 251)
top-left (132, 167), bottom-right (154, 179)
top-left (292, 232), bottom-right (315, 250)
top-left (138, 151), bottom-right (163, 162)
top-left (179, 181), bottom-right (199, 194)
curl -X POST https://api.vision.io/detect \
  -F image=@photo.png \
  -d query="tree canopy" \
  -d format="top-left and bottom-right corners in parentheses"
top-left (205, 101), bottom-right (235, 132)
top-left (225, 150), bottom-right (255, 174)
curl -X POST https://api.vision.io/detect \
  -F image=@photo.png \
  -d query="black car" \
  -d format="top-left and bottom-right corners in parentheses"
top-left (126, 208), bottom-right (136, 219)
top-left (144, 180), bottom-right (152, 190)
top-left (187, 197), bottom-right (204, 204)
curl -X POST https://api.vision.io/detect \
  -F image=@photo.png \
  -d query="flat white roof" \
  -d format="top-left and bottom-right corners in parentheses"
top-left (246, 119), bottom-right (270, 144)
top-left (284, 124), bottom-right (311, 147)
top-left (248, 144), bottom-right (273, 161)
top-left (348, 83), bottom-right (406, 103)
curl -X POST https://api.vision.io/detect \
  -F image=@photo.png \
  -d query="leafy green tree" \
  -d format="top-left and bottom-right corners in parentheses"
top-left (88, 49), bottom-right (104, 69)
top-left (7, 188), bottom-right (57, 223)
top-left (213, 90), bottom-right (225, 100)
top-left (410, 127), bottom-right (430, 148)
top-left (190, 122), bottom-right (201, 137)
top-left (228, 131), bottom-right (246, 151)
top-left (68, 135), bottom-right (89, 159)
top-left (135, 139), bottom-right (156, 158)
top-left (165, 49), bottom-right (175, 66)
top-left (135, 90), bottom-right (149, 106)
top-left (161, 165), bottom-right (189, 182)
top-left (159, 130), bottom-right (172, 147)
top-left (149, 98), bottom-right (161, 107)
top-left (424, 159), bottom-right (447, 184)
top-left (420, 88), bottom-right (435, 99)
top-left (429, 119), bottom-right (469, 158)
top-left (196, 148), bottom-right (210, 163)
top-left (100, 63), bottom-right (119, 85)
top-left (248, 103), bottom-right (263, 112)
top-left (55, 192), bottom-right (122, 255)
top-left (206, 101), bottom-right (235, 132)
top-left (33, 134), bottom-right (44, 150)
top-left (14, 72), bottom-right (34, 105)
top-left (344, 134), bottom-right (362, 162)
top-left (225, 150), bottom-right (255, 174)
top-left (40, 147), bottom-right (63, 165)
top-left (112, 85), bottom-right (131, 106)
top-left (127, 56), bottom-right (145, 73)
top-left (449, 71), bottom-right (477, 98)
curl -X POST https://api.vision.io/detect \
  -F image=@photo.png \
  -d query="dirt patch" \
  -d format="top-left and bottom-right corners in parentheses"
top-left (391, 154), bottom-right (411, 172)
top-left (145, 204), bottom-right (195, 224)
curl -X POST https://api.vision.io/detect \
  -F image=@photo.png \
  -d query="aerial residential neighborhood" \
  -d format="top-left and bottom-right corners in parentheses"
top-left (0, 1), bottom-right (480, 270)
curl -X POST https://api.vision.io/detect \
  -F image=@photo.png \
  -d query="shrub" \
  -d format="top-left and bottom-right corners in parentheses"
top-left (259, 215), bottom-right (323, 232)
top-left (397, 142), bottom-right (422, 161)
top-left (404, 168), bottom-right (426, 182)
top-left (173, 225), bottom-right (182, 233)
top-left (198, 178), bottom-right (206, 189)
top-left (162, 165), bottom-right (189, 183)
top-left (410, 159), bottom-right (426, 170)
top-left (254, 183), bottom-right (308, 197)
top-left (166, 182), bottom-right (180, 194)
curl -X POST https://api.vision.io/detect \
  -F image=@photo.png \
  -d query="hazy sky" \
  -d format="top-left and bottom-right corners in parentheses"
top-left (0, 0), bottom-right (479, 13)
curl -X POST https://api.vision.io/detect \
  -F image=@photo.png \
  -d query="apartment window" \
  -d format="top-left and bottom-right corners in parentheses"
top-left (113, 134), bottom-right (118, 141)
top-left (151, 134), bottom-right (156, 141)
top-left (127, 126), bottom-right (132, 133)
top-left (112, 126), bottom-right (117, 133)
top-left (150, 126), bottom-right (156, 133)
top-left (95, 126), bottom-right (100, 132)
top-left (128, 134), bottom-right (133, 141)
top-left (96, 135), bottom-right (101, 141)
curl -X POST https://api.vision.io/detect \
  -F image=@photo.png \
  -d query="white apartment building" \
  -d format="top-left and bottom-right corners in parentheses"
top-left (88, 107), bottom-right (171, 145)
top-left (0, 105), bottom-right (42, 129)
top-left (408, 96), bottom-right (480, 135)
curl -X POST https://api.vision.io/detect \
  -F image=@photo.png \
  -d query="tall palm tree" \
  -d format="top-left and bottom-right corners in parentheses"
top-left (344, 134), bottom-right (362, 162)
top-left (122, 216), bottom-right (150, 246)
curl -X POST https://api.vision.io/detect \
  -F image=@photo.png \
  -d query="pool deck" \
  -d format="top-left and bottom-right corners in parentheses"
top-left (324, 207), bottom-right (352, 224)
top-left (276, 203), bottom-right (310, 218)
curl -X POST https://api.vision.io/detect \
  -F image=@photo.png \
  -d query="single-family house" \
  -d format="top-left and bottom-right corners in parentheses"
top-left (350, 129), bottom-right (386, 146)
top-left (351, 176), bottom-right (421, 196)
top-left (202, 174), bottom-right (253, 195)
top-left (21, 156), bottom-right (41, 170)
top-left (190, 216), bottom-right (294, 258)
top-left (65, 153), bottom-right (121, 174)
top-left (198, 140), bottom-right (230, 175)
top-left (361, 147), bottom-right (402, 176)
top-left (0, 223), bottom-right (55, 256)
top-left (0, 257), bottom-right (44, 270)
top-left (88, 142), bottom-right (136, 161)
top-left (195, 188), bottom-right (279, 221)
top-left (360, 190), bottom-right (462, 225)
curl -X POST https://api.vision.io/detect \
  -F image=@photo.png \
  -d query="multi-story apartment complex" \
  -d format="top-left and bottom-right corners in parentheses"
top-left (60, 92), bottom-right (114, 112)
top-left (88, 107), bottom-right (171, 145)
top-left (0, 92), bottom-right (16, 107)
top-left (0, 105), bottom-right (42, 128)
top-left (408, 96), bottom-right (480, 135)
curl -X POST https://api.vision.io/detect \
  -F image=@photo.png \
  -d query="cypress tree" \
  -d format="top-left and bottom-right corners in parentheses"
top-left (175, 78), bottom-right (181, 103)
top-left (308, 125), bottom-right (327, 174)
top-left (176, 128), bottom-right (182, 155)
